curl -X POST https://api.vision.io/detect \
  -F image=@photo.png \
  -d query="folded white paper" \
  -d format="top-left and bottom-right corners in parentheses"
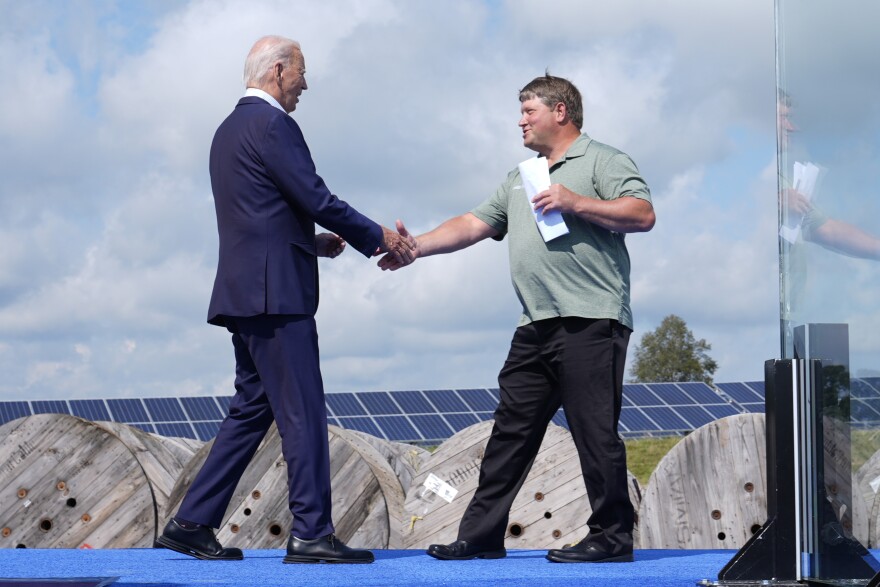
top-left (779, 161), bottom-right (821, 244)
top-left (517, 157), bottom-right (569, 241)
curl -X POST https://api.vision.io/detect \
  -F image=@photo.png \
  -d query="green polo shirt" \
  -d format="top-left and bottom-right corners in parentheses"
top-left (471, 133), bottom-right (651, 329)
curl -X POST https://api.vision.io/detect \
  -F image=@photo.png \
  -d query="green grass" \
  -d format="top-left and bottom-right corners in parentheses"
top-left (625, 436), bottom-right (683, 486)
top-left (853, 429), bottom-right (880, 472)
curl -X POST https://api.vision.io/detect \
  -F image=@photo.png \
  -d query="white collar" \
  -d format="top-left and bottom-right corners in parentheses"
top-left (244, 88), bottom-right (286, 113)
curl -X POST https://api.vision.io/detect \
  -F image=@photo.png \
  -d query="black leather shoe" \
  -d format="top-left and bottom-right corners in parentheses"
top-left (426, 539), bottom-right (506, 560)
top-left (154, 519), bottom-right (243, 561)
top-left (284, 534), bottom-right (374, 564)
top-left (546, 539), bottom-right (632, 563)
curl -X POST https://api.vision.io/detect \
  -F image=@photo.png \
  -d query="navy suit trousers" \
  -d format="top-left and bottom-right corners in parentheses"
top-left (177, 314), bottom-right (335, 539)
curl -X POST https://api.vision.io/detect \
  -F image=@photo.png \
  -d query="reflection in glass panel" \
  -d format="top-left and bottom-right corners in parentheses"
top-left (777, 0), bottom-right (880, 581)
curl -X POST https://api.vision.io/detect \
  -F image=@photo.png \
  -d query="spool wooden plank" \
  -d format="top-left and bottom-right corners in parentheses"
top-left (93, 421), bottom-right (202, 524)
top-left (332, 427), bottom-right (407, 548)
top-left (401, 420), bottom-right (641, 550)
top-left (0, 414), bottom-right (155, 548)
top-left (162, 424), bottom-right (401, 549)
top-left (853, 445), bottom-right (880, 547)
top-left (341, 429), bottom-right (430, 494)
top-left (638, 414), bottom-right (767, 549)
top-left (819, 415), bottom-right (857, 542)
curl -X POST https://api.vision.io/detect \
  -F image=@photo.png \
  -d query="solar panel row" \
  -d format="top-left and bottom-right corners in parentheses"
top-left (0, 396), bottom-right (229, 442)
top-left (2, 380), bottom-right (878, 444)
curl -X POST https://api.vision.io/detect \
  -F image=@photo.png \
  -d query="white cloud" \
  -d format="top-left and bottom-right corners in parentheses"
top-left (5, 0), bottom-right (875, 402)
top-left (314, 235), bottom-right (517, 390)
top-left (0, 33), bottom-right (76, 141)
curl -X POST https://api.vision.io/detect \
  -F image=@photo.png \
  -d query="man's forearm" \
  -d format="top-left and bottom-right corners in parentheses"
top-left (417, 213), bottom-right (498, 256)
top-left (571, 195), bottom-right (655, 233)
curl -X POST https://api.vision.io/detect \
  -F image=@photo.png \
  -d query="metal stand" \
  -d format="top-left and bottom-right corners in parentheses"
top-left (700, 359), bottom-right (877, 586)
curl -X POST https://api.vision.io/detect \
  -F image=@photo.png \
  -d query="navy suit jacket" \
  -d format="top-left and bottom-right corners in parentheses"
top-left (206, 97), bottom-right (382, 326)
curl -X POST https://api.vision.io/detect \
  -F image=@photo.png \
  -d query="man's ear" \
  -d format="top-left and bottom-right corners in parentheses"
top-left (554, 102), bottom-right (567, 123)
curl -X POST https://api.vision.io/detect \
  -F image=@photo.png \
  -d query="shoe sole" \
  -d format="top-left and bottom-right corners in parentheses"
top-left (427, 550), bottom-right (507, 561)
top-left (154, 536), bottom-right (243, 561)
top-left (283, 555), bottom-right (374, 564)
top-left (545, 552), bottom-right (633, 563)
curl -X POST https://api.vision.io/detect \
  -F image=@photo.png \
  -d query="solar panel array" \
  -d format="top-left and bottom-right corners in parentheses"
top-left (620, 382), bottom-right (744, 437)
top-left (715, 381), bottom-right (767, 414)
top-left (845, 377), bottom-right (880, 428)
top-left (2, 380), bottom-right (879, 445)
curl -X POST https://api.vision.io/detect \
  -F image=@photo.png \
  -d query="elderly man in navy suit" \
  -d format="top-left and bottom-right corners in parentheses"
top-left (155, 35), bottom-right (414, 564)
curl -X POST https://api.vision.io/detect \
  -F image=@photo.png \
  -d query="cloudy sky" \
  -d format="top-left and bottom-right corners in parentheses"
top-left (0, 0), bottom-right (786, 401)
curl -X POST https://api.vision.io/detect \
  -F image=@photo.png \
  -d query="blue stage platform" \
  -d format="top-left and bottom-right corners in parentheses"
top-left (0, 547), bottom-right (837, 587)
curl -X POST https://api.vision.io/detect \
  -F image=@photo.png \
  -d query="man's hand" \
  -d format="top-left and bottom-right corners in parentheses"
top-left (375, 220), bottom-right (417, 268)
top-left (378, 220), bottom-right (419, 271)
top-left (315, 232), bottom-right (346, 258)
top-left (783, 188), bottom-right (813, 216)
top-left (534, 185), bottom-right (655, 233)
top-left (532, 183), bottom-right (580, 215)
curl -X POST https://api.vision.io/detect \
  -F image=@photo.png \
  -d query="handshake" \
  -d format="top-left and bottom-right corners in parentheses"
top-left (315, 220), bottom-right (418, 271)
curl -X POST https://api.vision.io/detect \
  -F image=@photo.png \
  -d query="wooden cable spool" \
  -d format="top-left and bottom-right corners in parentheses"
top-left (401, 420), bottom-right (641, 549)
top-left (0, 414), bottom-right (155, 548)
top-left (162, 423), bottom-right (404, 549)
top-left (638, 414), bottom-right (767, 549)
top-left (340, 428), bottom-right (430, 494)
top-left (93, 421), bottom-right (202, 525)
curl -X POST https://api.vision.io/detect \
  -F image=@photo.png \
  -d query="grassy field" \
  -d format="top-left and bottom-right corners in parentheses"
top-left (853, 429), bottom-right (880, 471)
top-left (625, 435), bottom-right (683, 486)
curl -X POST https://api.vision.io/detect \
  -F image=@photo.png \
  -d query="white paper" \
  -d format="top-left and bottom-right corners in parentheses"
top-left (423, 473), bottom-right (458, 503)
top-left (779, 161), bottom-right (821, 244)
top-left (871, 474), bottom-right (880, 494)
top-left (517, 157), bottom-right (569, 241)
top-left (793, 161), bottom-right (820, 200)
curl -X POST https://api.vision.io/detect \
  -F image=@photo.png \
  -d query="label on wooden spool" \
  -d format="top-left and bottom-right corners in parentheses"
top-left (423, 474), bottom-right (458, 503)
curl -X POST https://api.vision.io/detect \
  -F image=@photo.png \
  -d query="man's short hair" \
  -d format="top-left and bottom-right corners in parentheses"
top-left (519, 73), bottom-right (584, 130)
top-left (243, 35), bottom-right (301, 87)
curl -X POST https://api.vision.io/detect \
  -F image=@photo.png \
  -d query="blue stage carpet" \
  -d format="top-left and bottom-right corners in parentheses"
top-left (0, 548), bottom-right (732, 587)
top-left (4, 548), bottom-right (875, 587)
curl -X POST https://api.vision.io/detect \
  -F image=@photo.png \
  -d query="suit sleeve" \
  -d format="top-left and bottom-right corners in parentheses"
top-left (261, 115), bottom-right (383, 257)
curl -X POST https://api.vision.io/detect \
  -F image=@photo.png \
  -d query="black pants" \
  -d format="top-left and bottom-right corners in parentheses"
top-left (457, 317), bottom-right (633, 554)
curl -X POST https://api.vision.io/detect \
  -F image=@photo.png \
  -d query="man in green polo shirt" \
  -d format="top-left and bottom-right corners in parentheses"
top-left (379, 73), bottom-right (655, 563)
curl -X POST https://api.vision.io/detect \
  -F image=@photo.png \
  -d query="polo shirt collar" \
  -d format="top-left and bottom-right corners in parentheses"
top-left (558, 133), bottom-right (592, 162)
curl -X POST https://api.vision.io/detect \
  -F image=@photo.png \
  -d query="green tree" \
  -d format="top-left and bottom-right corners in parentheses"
top-left (630, 314), bottom-right (718, 384)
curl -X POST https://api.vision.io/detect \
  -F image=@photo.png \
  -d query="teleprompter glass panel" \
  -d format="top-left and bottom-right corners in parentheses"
top-left (776, 0), bottom-right (880, 580)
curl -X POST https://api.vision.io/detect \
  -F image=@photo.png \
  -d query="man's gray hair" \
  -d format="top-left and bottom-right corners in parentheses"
top-left (519, 72), bottom-right (584, 130)
top-left (243, 36), bottom-right (301, 87)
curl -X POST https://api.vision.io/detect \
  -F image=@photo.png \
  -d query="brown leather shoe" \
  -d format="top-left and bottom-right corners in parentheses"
top-left (427, 539), bottom-right (506, 560)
